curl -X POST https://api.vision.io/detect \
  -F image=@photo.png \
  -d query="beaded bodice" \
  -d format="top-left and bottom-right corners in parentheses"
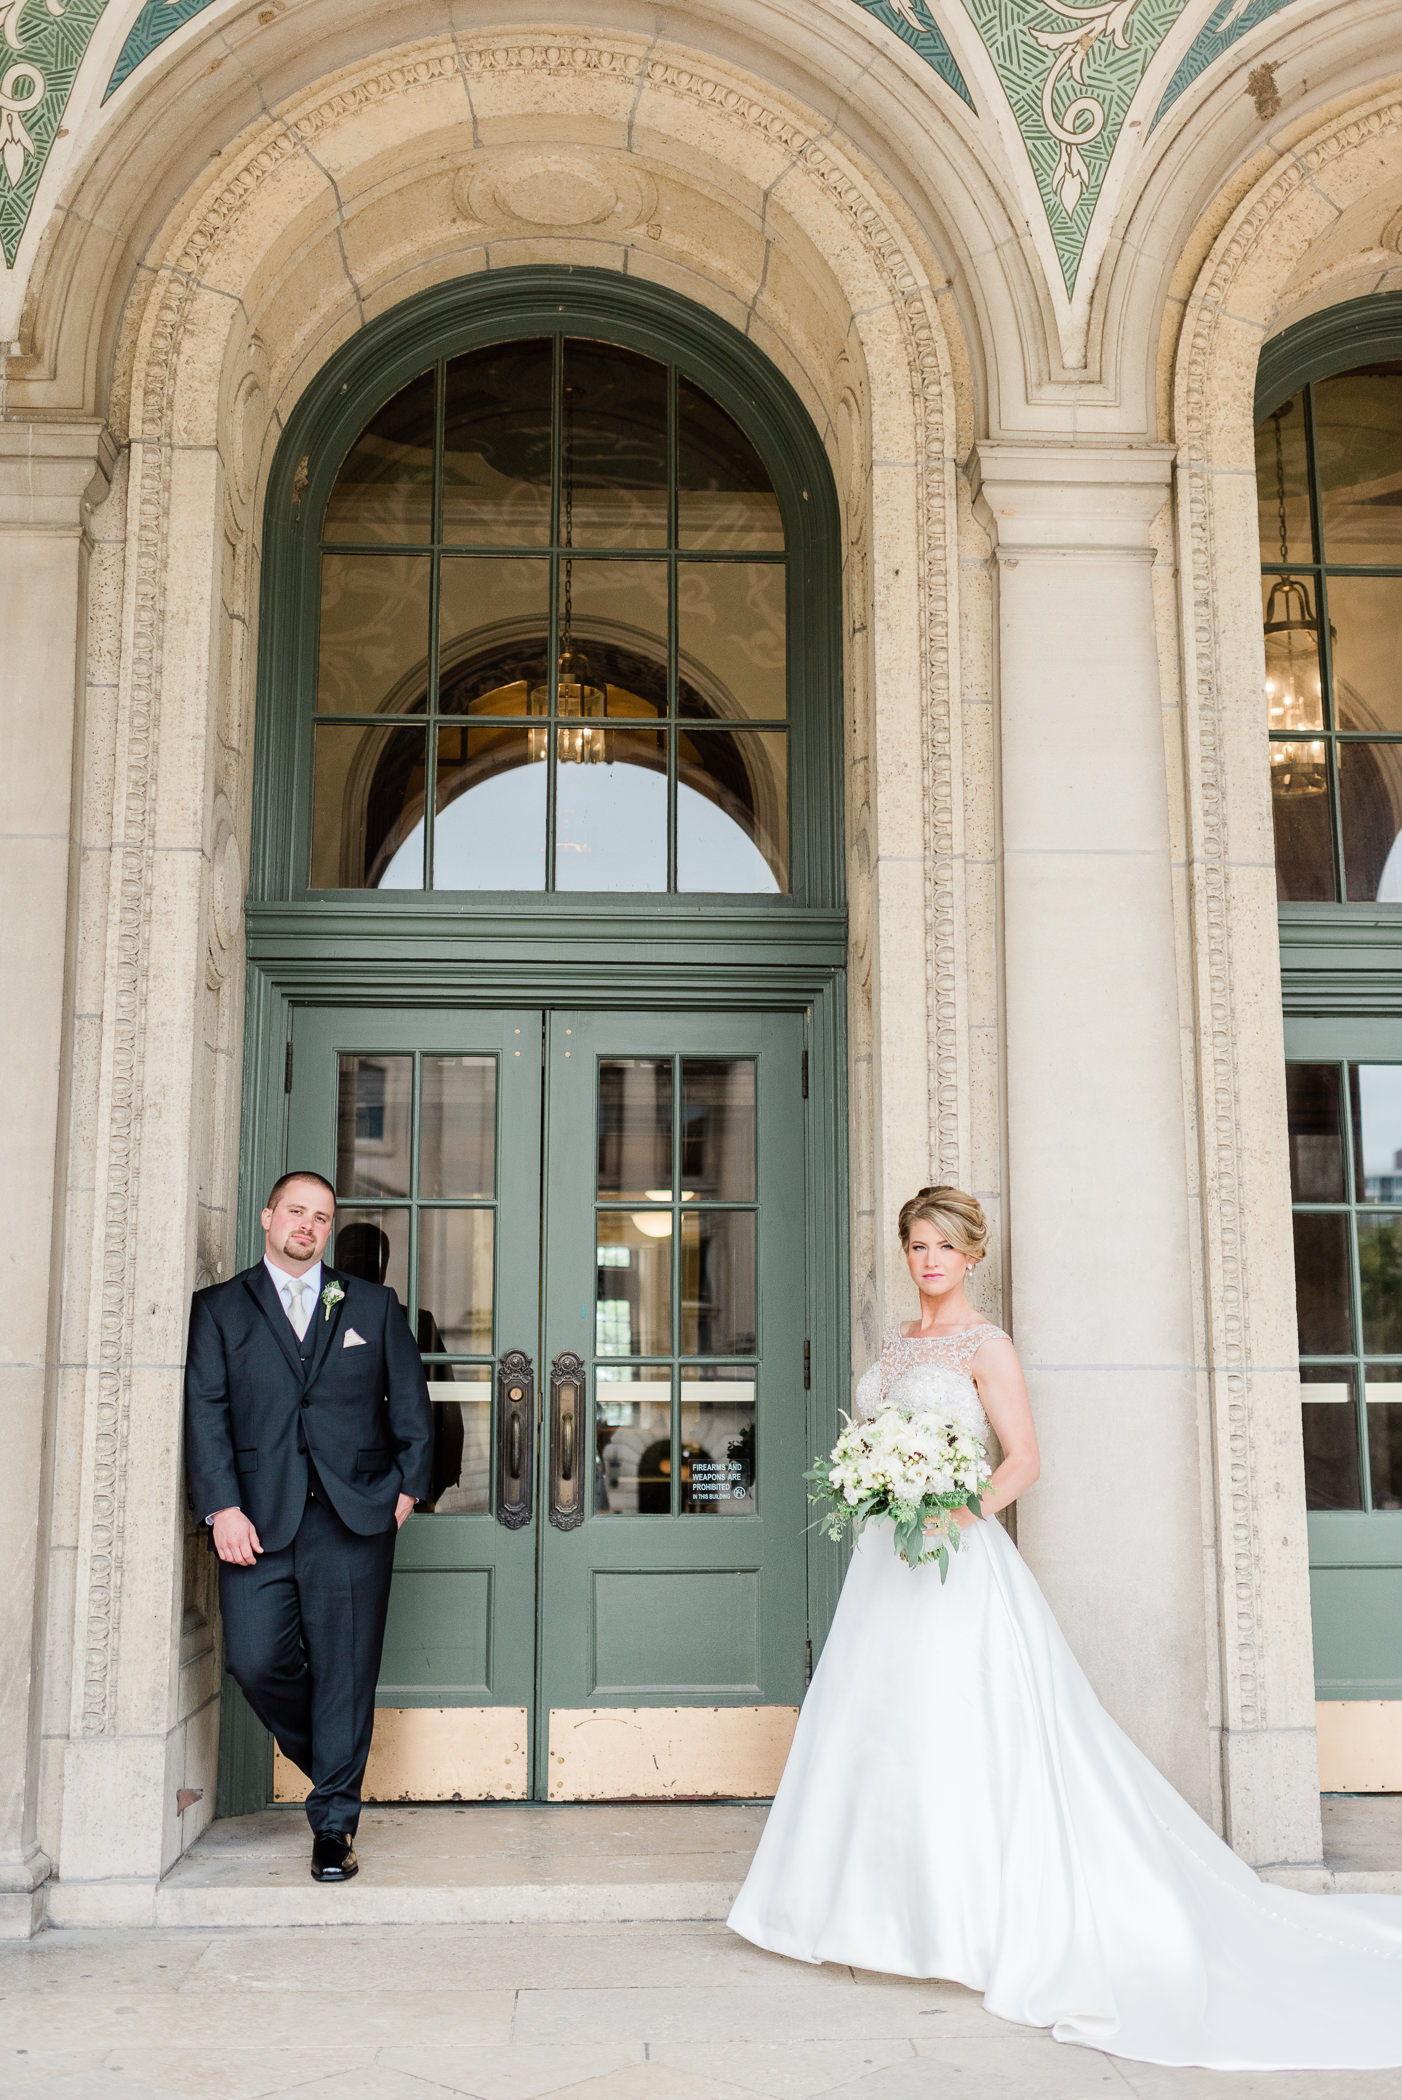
top-left (852, 1322), bottom-right (1007, 1451)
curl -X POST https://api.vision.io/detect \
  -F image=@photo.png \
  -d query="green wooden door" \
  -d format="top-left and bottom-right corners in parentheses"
top-left (284, 1001), bottom-right (808, 1800)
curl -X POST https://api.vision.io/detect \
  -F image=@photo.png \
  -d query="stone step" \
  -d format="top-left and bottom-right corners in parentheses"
top-left (50, 1803), bottom-right (765, 1932)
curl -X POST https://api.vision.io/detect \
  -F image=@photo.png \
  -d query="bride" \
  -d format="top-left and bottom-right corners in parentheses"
top-left (729, 1186), bottom-right (1402, 2070)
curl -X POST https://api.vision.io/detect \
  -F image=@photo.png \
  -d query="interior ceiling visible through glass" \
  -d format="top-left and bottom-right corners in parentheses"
top-left (311, 337), bottom-right (789, 896)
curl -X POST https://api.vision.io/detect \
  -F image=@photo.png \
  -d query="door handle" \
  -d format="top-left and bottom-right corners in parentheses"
top-left (549, 1350), bottom-right (586, 1531)
top-left (496, 1349), bottom-right (534, 1529)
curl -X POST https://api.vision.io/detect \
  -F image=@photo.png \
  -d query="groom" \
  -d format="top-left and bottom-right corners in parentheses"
top-left (184, 1170), bottom-right (432, 1881)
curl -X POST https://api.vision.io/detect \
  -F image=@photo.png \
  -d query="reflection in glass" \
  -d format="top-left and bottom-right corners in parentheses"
top-left (1328, 576), bottom-right (1402, 734)
top-left (596, 1212), bottom-right (671, 1356)
top-left (442, 340), bottom-right (552, 546)
top-left (336, 1055), bottom-right (413, 1196)
top-left (334, 1209), bottom-right (409, 1306)
top-left (677, 730), bottom-right (786, 892)
top-left (682, 1060), bottom-right (755, 1200)
top-left (597, 1059), bottom-right (672, 1199)
top-left (427, 1379), bottom-right (493, 1515)
top-left (1350, 1065), bottom-right (1402, 1204)
top-left (678, 378), bottom-right (783, 551)
top-left (1286, 1063), bottom-right (1345, 1202)
top-left (681, 1210), bottom-right (756, 1356)
top-left (427, 727), bottom-right (546, 891)
top-left (311, 723), bottom-right (427, 889)
top-left (678, 563), bottom-right (786, 720)
top-left (1300, 1365), bottom-right (1362, 1511)
top-left (680, 1368), bottom-right (756, 1513)
top-left (594, 1368), bottom-right (672, 1513)
top-left (418, 1208), bottom-right (494, 1352)
top-left (1358, 1214), bottom-right (1402, 1355)
top-left (1366, 1364), bottom-right (1402, 1510)
top-left (561, 342), bottom-right (668, 547)
top-left (1291, 1210), bottom-right (1352, 1356)
top-left (420, 1057), bottom-right (495, 1199)
top-left (324, 369), bottom-right (436, 544)
top-left (438, 558), bottom-right (550, 713)
top-left (1255, 395), bottom-right (1312, 568)
top-left (1314, 364), bottom-right (1402, 565)
top-left (556, 729), bottom-right (667, 891)
top-left (1340, 740), bottom-right (1402, 901)
top-left (1270, 753), bottom-right (1336, 902)
top-left (317, 554), bottom-right (431, 715)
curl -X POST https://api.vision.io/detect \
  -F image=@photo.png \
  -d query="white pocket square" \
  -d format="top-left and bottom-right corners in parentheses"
top-left (342, 1328), bottom-right (367, 1348)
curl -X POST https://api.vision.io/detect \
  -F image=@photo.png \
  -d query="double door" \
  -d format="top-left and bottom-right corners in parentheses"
top-left (283, 1004), bottom-right (808, 1800)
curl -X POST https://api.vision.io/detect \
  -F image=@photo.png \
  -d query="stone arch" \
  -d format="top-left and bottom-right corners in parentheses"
top-left (50, 30), bottom-right (988, 1888)
top-left (1166, 84), bottom-right (1402, 1864)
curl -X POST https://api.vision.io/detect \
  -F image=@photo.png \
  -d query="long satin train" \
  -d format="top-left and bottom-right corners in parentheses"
top-left (728, 1515), bottom-right (1402, 2069)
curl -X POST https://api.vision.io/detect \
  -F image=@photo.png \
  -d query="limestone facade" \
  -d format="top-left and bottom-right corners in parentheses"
top-left (2, 0), bottom-right (1401, 1930)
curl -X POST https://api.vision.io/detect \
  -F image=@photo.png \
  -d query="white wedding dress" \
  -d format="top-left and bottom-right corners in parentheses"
top-left (728, 1324), bottom-right (1402, 2069)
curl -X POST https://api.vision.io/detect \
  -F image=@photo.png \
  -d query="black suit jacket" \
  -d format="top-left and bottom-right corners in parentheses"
top-left (184, 1262), bottom-right (433, 1552)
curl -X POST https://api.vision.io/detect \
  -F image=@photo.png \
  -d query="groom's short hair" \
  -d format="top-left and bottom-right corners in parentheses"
top-left (265, 1169), bottom-right (337, 1210)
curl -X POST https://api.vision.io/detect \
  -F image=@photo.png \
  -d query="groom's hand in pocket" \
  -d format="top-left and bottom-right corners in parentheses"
top-left (212, 1508), bottom-right (262, 1565)
top-left (395, 1493), bottom-right (417, 1529)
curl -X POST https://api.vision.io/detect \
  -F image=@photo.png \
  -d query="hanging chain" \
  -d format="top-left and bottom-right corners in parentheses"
top-left (1273, 409), bottom-right (1290, 566)
top-left (562, 387), bottom-right (573, 670)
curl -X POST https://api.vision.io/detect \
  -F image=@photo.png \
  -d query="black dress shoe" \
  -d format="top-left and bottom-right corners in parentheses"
top-left (310, 1830), bottom-right (358, 1882)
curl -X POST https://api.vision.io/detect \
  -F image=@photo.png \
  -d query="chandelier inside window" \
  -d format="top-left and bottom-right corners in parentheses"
top-left (528, 386), bottom-right (605, 763)
top-left (1264, 408), bottom-right (1328, 798)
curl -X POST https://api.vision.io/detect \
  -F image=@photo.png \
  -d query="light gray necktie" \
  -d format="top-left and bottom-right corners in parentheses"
top-left (284, 1276), bottom-right (313, 1341)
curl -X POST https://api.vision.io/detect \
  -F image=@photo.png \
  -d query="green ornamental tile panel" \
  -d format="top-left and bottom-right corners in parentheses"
top-left (105, 0), bottom-right (217, 99)
top-left (958, 0), bottom-right (1189, 296)
top-left (0, 0), bottom-right (107, 268)
top-left (848, 0), bottom-right (974, 108)
top-left (1152, 0), bottom-right (1300, 130)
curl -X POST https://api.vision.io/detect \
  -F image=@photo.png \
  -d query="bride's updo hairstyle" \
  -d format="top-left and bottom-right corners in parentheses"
top-left (897, 1185), bottom-right (988, 1266)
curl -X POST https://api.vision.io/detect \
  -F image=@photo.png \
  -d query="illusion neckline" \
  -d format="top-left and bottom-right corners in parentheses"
top-left (896, 1320), bottom-right (996, 1341)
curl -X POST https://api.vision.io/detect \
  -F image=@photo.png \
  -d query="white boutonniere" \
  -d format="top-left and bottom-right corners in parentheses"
top-left (321, 1281), bottom-right (345, 1323)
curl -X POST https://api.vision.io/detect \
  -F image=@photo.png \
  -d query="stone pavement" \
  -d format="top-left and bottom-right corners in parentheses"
top-left (4, 1913), bottom-right (1402, 2100)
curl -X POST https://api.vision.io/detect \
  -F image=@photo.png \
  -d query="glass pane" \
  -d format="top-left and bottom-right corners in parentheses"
top-left (317, 555), bottom-right (431, 716)
top-left (1359, 1214), bottom-right (1402, 1355)
top-left (681, 1211), bottom-right (756, 1356)
top-left (678, 563), bottom-right (786, 720)
top-left (1269, 749), bottom-right (1335, 902)
top-left (433, 727), bottom-right (546, 891)
top-left (1291, 1210), bottom-right (1352, 1356)
top-left (1366, 1366), bottom-right (1402, 1510)
top-left (677, 730), bottom-right (787, 893)
top-left (311, 724), bottom-right (427, 889)
top-left (1314, 364), bottom-right (1402, 566)
top-left (594, 1367), bottom-right (673, 1514)
top-left (1255, 396), bottom-right (1312, 567)
top-left (420, 1056), bottom-right (495, 1199)
top-left (1328, 576), bottom-right (1402, 735)
top-left (595, 1211), bottom-right (671, 1356)
top-left (442, 340), bottom-right (552, 546)
top-left (678, 379), bottom-right (783, 551)
top-left (323, 369), bottom-right (436, 544)
top-left (561, 341), bottom-right (668, 548)
top-left (438, 558), bottom-right (550, 715)
top-left (1339, 740), bottom-right (1402, 901)
top-left (334, 1209), bottom-right (409, 1304)
top-left (419, 1209), bottom-right (494, 1353)
top-left (597, 1059), bottom-right (673, 1199)
top-left (682, 1060), bottom-right (755, 1200)
top-left (1300, 1364), bottom-right (1362, 1512)
top-left (556, 728), bottom-right (666, 891)
top-left (336, 1054), bottom-right (412, 1196)
top-left (681, 1367), bottom-right (756, 1514)
top-left (557, 559), bottom-right (669, 717)
top-left (1262, 574), bottom-right (1324, 734)
top-left (427, 1374), bottom-right (492, 1516)
top-left (1286, 1064), bottom-right (1345, 1202)
top-left (1351, 1065), bottom-right (1402, 1206)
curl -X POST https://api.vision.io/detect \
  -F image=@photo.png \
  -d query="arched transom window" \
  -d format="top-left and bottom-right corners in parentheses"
top-left (310, 339), bottom-right (789, 895)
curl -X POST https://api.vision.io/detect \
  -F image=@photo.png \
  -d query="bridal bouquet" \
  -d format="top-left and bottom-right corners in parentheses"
top-left (806, 1410), bottom-right (992, 1579)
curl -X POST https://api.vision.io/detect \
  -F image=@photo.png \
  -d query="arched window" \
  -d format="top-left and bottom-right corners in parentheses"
top-left (1257, 334), bottom-right (1402, 900)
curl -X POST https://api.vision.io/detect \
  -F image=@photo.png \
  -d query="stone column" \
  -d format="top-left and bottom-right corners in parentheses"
top-left (0, 421), bottom-right (116, 1935)
top-left (973, 443), bottom-right (1216, 1817)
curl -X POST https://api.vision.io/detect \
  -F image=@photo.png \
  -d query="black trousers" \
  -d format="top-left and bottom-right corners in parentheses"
top-left (219, 1489), bottom-right (396, 1835)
